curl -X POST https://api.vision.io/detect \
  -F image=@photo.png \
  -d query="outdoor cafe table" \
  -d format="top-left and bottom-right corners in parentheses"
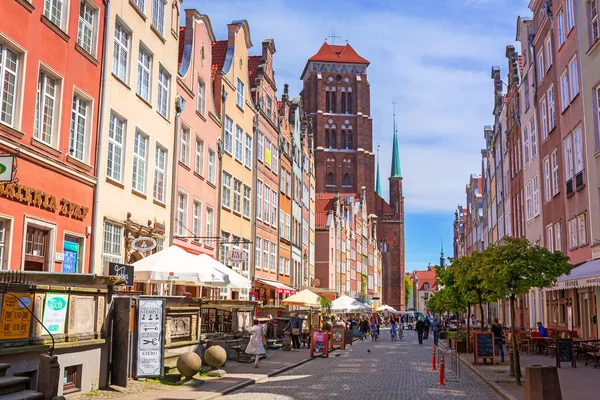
top-left (528, 336), bottom-right (553, 355)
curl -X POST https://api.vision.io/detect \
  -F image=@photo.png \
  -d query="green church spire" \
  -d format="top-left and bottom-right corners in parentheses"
top-left (375, 144), bottom-right (382, 197)
top-left (391, 103), bottom-right (402, 178)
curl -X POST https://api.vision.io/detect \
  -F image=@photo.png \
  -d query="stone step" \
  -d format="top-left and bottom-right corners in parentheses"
top-left (0, 389), bottom-right (45, 400)
top-left (0, 376), bottom-right (29, 396)
top-left (0, 365), bottom-right (10, 378)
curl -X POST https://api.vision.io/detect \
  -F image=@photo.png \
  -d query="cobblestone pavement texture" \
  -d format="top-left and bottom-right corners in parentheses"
top-left (223, 329), bottom-right (503, 400)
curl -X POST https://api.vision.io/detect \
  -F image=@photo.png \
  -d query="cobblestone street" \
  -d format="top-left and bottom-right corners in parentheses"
top-left (222, 329), bottom-right (502, 400)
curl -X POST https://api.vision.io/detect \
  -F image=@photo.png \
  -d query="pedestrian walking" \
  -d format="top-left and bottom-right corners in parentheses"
top-left (423, 317), bottom-right (430, 340)
top-left (284, 314), bottom-right (302, 351)
top-left (490, 316), bottom-right (504, 362)
top-left (432, 317), bottom-right (441, 346)
top-left (360, 316), bottom-right (370, 342)
top-left (245, 319), bottom-right (266, 368)
top-left (415, 317), bottom-right (425, 345)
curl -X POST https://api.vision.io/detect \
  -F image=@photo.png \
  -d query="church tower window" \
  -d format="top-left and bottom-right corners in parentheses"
top-left (341, 129), bottom-right (346, 149)
top-left (343, 173), bottom-right (350, 186)
top-left (341, 88), bottom-right (346, 114)
top-left (347, 128), bottom-right (353, 149)
top-left (327, 173), bottom-right (334, 186)
top-left (325, 87), bottom-right (330, 113)
top-left (331, 87), bottom-right (337, 113)
top-left (331, 128), bottom-right (336, 149)
top-left (325, 129), bottom-right (330, 148)
top-left (347, 88), bottom-right (353, 114)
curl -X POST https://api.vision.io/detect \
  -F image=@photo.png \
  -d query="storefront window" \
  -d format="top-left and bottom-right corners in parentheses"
top-left (25, 226), bottom-right (48, 271)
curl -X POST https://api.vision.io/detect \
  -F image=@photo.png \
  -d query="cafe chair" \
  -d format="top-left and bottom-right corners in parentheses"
top-left (582, 343), bottom-right (600, 368)
top-left (518, 331), bottom-right (531, 355)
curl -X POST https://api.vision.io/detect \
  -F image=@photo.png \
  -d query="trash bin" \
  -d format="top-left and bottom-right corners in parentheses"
top-left (525, 365), bottom-right (562, 400)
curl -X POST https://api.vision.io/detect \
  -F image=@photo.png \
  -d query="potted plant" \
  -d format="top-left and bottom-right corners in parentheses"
top-left (448, 331), bottom-right (467, 353)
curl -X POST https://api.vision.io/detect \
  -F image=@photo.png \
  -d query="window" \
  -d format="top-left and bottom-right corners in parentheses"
top-left (137, 47), bottom-right (151, 101)
top-left (235, 125), bottom-right (243, 162)
top-left (558, 10), bottom-right (566, 46)
top-left (279, 256), bottom-right (284, 275)
top-left (567, 0), bottom-right (575, 31)
top-left (192, 200), bottom-right (201, 240)
top-left (266, 96), bottom-right (272, 119)
top-left (530, 118), bottom-right (537, 158)
top-left (574, 126), bottom-right (584, 174)
top-left (107, 113), bottom-right (125, 181)
top-left (555, 222), bottom-right (562, 252)
top-left (255, 237), bottom-right (261, 269)
top-left (44, 0), bottom-right (66, 29)
top-left (526, 181), bottom-right (533, 221)
top-left (564, 134), bottom-right (574, 181)
top-left (271, 189), bottom-right (277, 227)
top-left (195, 138), bottom-right (204, 175)
top-left (263, 239), bottom-right (269, 271)
top-left (222, 172), bottom-right (231, 209)
top-left (220, 232), bottom-right (230, 266)
top-left (264, 185), bottom-right (270, 224)
top-left (243, 185), bottom-right (251, 218)
top-left (103, 221), bottom-right (123, 264)
top-left (236, 78), bottom-right (244, 108)
top-left (568, 218), bottom-right (578, 249)
top-left (533, 175), bottom-right (540, 216)
top-left (0, 219), bottom-right (8, 268)
top-left (69, 94), bottom-right (89, 162)
top-left (132, 131), bottom-right (148, 192)
top-left (257, 130), bottom-right (264, 161)
top-left (592, 0), bottom-right (599, 43)
top-left (548, 86), bottom-right (556, 130)
top-left (569, 56), bottom-right (579, 99)
top-left (205, 207), bottom-right (214, 241)
top-left (280, 210), bottom-right (285, 234)
top-left (544, 157), bottom-right (551, 202)
top-left (541, 100), bottom-right (548, 141)
top-left (208, 148), bottom-right (216, 184)
top-left (197, 79), bottom-right (205, 114)
top-left (63, 365), bottom-right (81, 394)
top-left (343, 173), bottom-right (350, 186)
top-left (153, 146), bottom-right (166, 203)
top-left (545, 36), bottom-right (552, 69)
top-left (224, 116), bottom-right (233, 154)
top-left (523, 125), bottom-right (530, 165)
top-left (327, 173), bottom-right (334, 186)
top-left (151, 0), bottom-right (166, 36)
top-left (256, 180), bottom-right (263, 220)
top-left (546, 225), bottom-right (554, 252)
top-left (265, 139), bottom-right (271, 168)
top-left (34, 71), bottom-right (58, 146)
top-left (113, 23), bottom-right (130, 82)
top-left (524, 75), bottom-right (530, 111)
top-left (551, 149), bottom-right (559, 196)
top-left (0, 43), bottom-right (19, 127)
top-left (157, 68), bottom-right (170, 117)
top-left (131, 0), bottom-right (144, 12)
top-left (579, 213), bottom-right (588, 246)
top-left (285, 172), bottom-right (291, 196)
top-left (537, 52), bottom-right (545, 82)
top-left (180, 126), bottom-right (189, 164)
top-left (285, 214), bottom-right (291, 240)
top-left (560, 70), bottom-right (569, 111)
top-left (177, 192), bottom-right (187, 236)
top-left (272, 146), bottom-right (278, 175)
top-left (233, 179), bottom-right (242, 214)
top-left (270, 242), bottom-right (276, 272)
top-left (77, 2), bottom-right (97, 55)
top-left (285, 258), bottom-right (290, 275)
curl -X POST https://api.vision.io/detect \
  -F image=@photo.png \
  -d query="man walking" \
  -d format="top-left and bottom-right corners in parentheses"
top-left (432, 317), bottom-right (441, 346)
top-left (415, 317), bottom-right (425, 345)
top-left (423, 317), bottom-right (430, 340)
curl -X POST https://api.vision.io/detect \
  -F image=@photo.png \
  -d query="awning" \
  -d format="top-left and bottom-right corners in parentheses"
top-left (545, 259), bottom-right (600, 291)
top-left (255, 278), bottom-right (297, 295)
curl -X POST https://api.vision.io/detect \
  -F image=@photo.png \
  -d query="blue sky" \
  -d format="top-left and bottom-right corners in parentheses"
top-left (185, 0), bottom-right (530, 271)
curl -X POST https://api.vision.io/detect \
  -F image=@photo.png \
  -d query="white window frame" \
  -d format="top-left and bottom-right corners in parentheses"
top-left (530, 118), bottom-right (537, 158)
top-left (132, 130), bottom-right (148, 193)
top-left (546, 224), bottom-right (554, 252)
top-left (222, 172), bottom-right (232, 209)
top-left (112, 22), bottom-right (130, 83)
top-left (177, 191), bottom-right (188, 237)
top-left (197, 78), bottom-right (205, 115)
top-left (257, 130), bottom-right (264, 161)
top-left (224, 116), bottom-right (233, 154)
top-left (153, 145), bottom-right (167, 203)
top-left (205, 206), bottom-right (214, 242)
top-left (192, 200), bottom-right (202, 240)
top-left (574, 126), bottom-right (584, 174)
top-left (256, 180), bottom-right (263, 220)
top-left (271, 189), bottom-right (277, 228)
top-left (526, 181), bottom-right (533, 221)
top-left (578, 213), bottom-right (588, 246)
top-left (263, 184), bottom-right (271, 224)
top-left (523, 125), bottom-right (530, 165)
top-left (533, 175), bottom-right (540, 216)
top-left (180, 125), bottom-right (189, 165)
top-left (545, 36), bottom-right (553, 69)
top-left (233, 178), bottom-right (242, 214)
top-left (34, 70), bottom-right (59, 147)
top-left (279, 256), bottom-right (284, 275)
top-left (560, 70), bottom-right (569, 112)
top-left (569, 55), bottom-right (579, 99)
top-left (44, 0), bottom-right (68, 30)
top-left (195, 137), bottom-right (204, 176)
top-left (541, 99), bottom-right (548, 141)
top-left (551, 149), bottom-right (559, 196)
top-left (558, 9), bottom-right (566, 46)
top-left (568, 218), bottom-right (578, 249)
top-left (0, 43), bottom-right (20, 127)
top-left (102, 220), bottom-right (123, 266)
top-left (564, 134), bottom-right (574, 181)
top-left (255, 237), bottom-right (262, 270)
top-left (263, 239), bottom-right (269, 271)
top-left (537, 51), bottom-right (545, 82)
top-left (555, 222), bottom-right (562, 252)
top-left (137, 46), bottom-right (152, 102)
top-left (548, 85), bottom-right (556, 130)
top-left (270, 242), bottom-right (276, 273)
top-left (235, 125), bottom-right (243, 162)
top-left (151, 0), bottom-right (166, 36)
top-left (592, 0), bottom-right (599, 44)
top-left (567, 0), bottom-right (575, 31)
top-left (236, 78), bottom-right (244, 108)
top-left (544, 157), bottom-right (551, 202)
top-left (107, 113), bottom-right (125, 182)
top-left (131, 0), bottom-right (145, 13)
top-left (69, 92), bottom-right (90, 162)
top-left (244, 133), bottom-right (252, 169)
top-left (157, 67), bottom-right (170, 118)
top-left (243, 185), bottom-right (251, 218)
top-left (208, 148), bottom-right (216, 184)
top-left (272, 146), bottom-right (278, 175)
top-left (77, 1), bottom-right (97, 55)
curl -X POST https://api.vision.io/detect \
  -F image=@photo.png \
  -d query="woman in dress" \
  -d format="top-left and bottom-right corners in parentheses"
top-left (245, 318), bottom-right (266, 368)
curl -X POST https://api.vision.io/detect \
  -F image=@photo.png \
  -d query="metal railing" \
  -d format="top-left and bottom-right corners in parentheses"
top-left (436, 344), bottom-right (460, 382)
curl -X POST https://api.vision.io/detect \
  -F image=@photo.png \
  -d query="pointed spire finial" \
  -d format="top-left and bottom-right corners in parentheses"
top-left (376, 144), bottom-right (382, 197)
top-left (440, 240), bottom-right (445, 268)
top-left (390, 102), bottom-right (402, 178)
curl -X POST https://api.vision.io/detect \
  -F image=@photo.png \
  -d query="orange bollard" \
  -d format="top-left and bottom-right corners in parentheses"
top-left (438, 354), bottom-right (445, 385)
top-left (431, 347), bottom-right (437, 370)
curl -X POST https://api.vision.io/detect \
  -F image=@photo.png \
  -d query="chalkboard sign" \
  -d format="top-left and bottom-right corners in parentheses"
top-left (331, 327), bottom-right (345, 350)
top-left (556, 338), bottom-right (576, 368)
top-left (345, 329), bottom-right (353, 346)
top-left (474, 332), bottom-right (495, 365)
top-left (109, 262), bottom-right (134, 287)
top-left (310, 330), bottom-right (329, 358)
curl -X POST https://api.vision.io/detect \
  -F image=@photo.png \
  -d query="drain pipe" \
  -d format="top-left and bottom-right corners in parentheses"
top-left (169, 96), bottom-right (184, 246)
top-left (215, 86), bottom-right (227, 260)
top-left (90, 0), bottom-right (111, 276)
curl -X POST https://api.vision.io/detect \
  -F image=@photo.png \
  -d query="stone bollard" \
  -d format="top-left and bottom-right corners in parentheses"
top-left (282, 331), bottom-right (292, 351)
top-left (525, 365), bottom-right (562, 400)
top-left (37, 354), bottom-right (60, 400)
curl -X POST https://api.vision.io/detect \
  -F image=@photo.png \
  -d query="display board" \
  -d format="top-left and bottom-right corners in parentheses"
top-left (345, 329), bottom-right (353, 346)
top-left (352, 324), bottom-right (361, 338)
top-left (0, 293), bottom-right (33, 340)
top-left (330, 327), bottom-right (345, 350)
top-left (474, 332), bottom-right (495, 365)
top-left (42, 293), bottom-right (69, 334)
top-left (556, 338), bottom-right (576, 368)
top-left (310, 329), bottom-right (329, 358)
top-left (109, 262), bottom-right (134, 287)
top-left (136, 297), bottom-right (166, 378)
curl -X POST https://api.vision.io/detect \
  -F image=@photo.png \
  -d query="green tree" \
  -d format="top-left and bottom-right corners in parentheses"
top-left (404, 274), bottom-right (413, 307)
top-left (484, 237), bottom-right (571, 385)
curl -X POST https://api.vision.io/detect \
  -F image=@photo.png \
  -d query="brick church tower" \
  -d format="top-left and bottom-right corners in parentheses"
top-left (302, 42), bottom-right (405, 310)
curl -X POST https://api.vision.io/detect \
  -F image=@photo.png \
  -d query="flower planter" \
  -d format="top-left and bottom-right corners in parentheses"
top-left (455, 340), bottom-right (467, 353)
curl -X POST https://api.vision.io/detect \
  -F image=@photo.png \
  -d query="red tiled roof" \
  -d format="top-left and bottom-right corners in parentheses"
top-left (211, 40), bottom-right (229, 82)
top-left (248, 55), bottom-right (261, 86)
top-left (308, 42), bottom-right (369, 64)
top-left (416, 269), bottom-right (438, 291)
top-left (316, 198), bottom-right (334, 213)
top-left (315, 212), bottom-right (330, 229)
top-left (178, 26), bottom-right (186, 69)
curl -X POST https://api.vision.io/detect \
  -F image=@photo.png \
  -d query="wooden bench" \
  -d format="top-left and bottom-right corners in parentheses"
top-left (582, 343), bottom-right (599, 368)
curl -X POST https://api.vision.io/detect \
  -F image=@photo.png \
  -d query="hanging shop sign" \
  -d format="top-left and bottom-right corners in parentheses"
top-left (136, 297), bottom-right (165, 378)
top-left (131, 237), bottom-right (157, 252)
top-left (227, 249), bottom-right (247, 264)
top-left (42, 293), bottom-right (69, 334)
top-left (0, 156), bottom-right (14, 183)
top-left (0, 293), bottom-right (34, 340)
top-left (109, 262), bottom-right (135, 287)
top-left (0, 182), bottom-right (89, 220)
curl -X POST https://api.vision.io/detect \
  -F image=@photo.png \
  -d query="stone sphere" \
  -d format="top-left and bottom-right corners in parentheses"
top-left (176, 352), bottom-right (202, 378)
top-left (204, 345), bottom-right (227, 368)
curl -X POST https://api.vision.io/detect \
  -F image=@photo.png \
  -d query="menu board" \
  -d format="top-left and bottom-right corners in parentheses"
top-left (345, 329), bottom-right (353, 346)
top-left (474, 332), bottom-right (495, 365)
top-left (109, 262), bottom-right (134, 287)
top-left (0, 294), bottom-right (33, 340)
top-left (352, 325), bottom-right (361, 338)
top-left (556, 338), bottom-right (576, 368)
top-left (310, 330), bottom-right (329, 358)
top-left (331, 327), bottom-right (345, 350)
top-left (136, 298), bottom-right (165, 378)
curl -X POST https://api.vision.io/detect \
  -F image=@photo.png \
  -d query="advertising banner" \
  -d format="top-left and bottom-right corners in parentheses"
top-left (0, 293), bottom-right (33, 340)
top-left (42, 293), bottom-right (69, 334)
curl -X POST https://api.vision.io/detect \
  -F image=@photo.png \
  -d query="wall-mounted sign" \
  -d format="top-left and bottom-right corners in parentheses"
top-left (136, 298), bottom-right (165, 378)
top-left (42, 293), bottom-right (69, 334)
top-left (131, 237), bottom-right (157, 252)
top-left (0, 293), bottom-right (33, 340)
top-left (55, 252), bottom-right (65, 262)
top-left (0, 156), bottom-right (14, 182)
top-left (154, 222), bottom-right (165, 235)
top-left (0, 183), bottom-right (88, 220)
top-left (109, 262), bottom-right (134, 287)
top-left (227, 249), bottom-right (247, 264)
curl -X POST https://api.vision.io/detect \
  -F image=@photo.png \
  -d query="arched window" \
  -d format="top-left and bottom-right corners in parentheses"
top-left (347, 88), bottom-right (353, 114)
top-left (343, 173), bottom-right (350, 186)
top-left (347, 129), bottom-right (353, 149)
top-left (325, 86), bottom-right (330, 113)
top-left (327, 173), bottom-right (334, 186)
top-left (341, 88), bottom-right (346, 114)
top-left (330, 129), bottom-right (336, 148)
top-left (341, 129), bottom-right (346, 149)
top-left (423, 283), bottom-right (430, 290)
top-left (331, 86), bottom-right (337, 113)
top-left (325, 129), bottom-right (330, 147)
